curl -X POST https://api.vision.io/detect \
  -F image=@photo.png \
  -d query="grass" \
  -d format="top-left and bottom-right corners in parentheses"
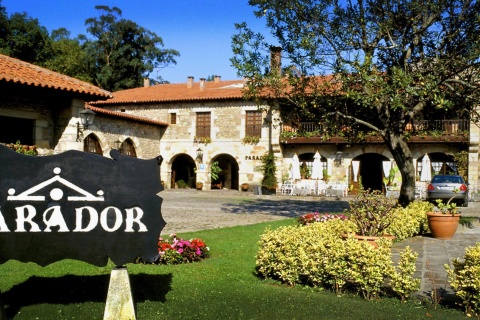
top-left (0, 219), bottom-right (467, 319)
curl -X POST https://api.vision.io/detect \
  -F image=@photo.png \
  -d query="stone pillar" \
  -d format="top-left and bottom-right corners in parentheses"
top-left (468, 119), bottom-right (479, 186)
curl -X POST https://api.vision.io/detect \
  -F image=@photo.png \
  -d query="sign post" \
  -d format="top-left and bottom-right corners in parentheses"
top-left (104, 267), bottom-right (136, 320)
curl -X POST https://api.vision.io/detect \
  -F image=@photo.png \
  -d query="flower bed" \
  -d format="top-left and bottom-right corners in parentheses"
top-left (297, 212), bottom-right (348, 226)
top-left (157, 234), bottom-right (210, 264)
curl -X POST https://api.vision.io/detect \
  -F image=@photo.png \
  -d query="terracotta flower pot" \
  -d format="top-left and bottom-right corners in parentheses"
top-left (426, 212), bottom-right (461, 240)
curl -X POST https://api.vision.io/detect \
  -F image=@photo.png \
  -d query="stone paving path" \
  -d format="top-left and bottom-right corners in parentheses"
top-left (160, 189), bottom-right (480, 302)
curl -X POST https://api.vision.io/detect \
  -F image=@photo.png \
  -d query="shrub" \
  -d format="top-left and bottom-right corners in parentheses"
top-left (445, 243), bottom-right (480, 316)
top-left (256, 219), bottom-right (420, 300)
top-left (386, 200), bottom-right (432, 241)
top-left (176, 179), bottom-right (188, 188)
top-left (347, 190), bottom-right (398, 236)
top-left (157, 234), bottom-right (210, 264)
top-left (389, 246), bottom-right (421, 301)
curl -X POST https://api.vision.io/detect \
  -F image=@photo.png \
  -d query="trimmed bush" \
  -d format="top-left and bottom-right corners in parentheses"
top-left (386, 200), bottom-right (432, 241)
top-left (446, 243), bottom-right (480, 316)
top-left (256, 219), bottom-right (420, 300)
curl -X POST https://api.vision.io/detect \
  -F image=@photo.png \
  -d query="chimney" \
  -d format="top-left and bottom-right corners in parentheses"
top-left (187, 76), bottom-right (194, 88)
top-left (200, 78), bottom-right (206, 90)
top-left (270, 46), bottom-right (282, 76)
top-left (144, 78), bottom-right (150, 88)
top-left (214, 75), bottom-right (221, 83)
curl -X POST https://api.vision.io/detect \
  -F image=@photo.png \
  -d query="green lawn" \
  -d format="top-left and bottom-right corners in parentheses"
top-left (0, 219), bottom-right (466, 319)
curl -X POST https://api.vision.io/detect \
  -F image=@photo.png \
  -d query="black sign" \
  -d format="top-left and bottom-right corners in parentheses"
top-left (0, 145), bottom-right (165, 267)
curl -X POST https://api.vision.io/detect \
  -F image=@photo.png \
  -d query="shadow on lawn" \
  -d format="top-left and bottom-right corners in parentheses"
top-left (222, 198), bottom-right (350, 218)
top-left (2, 273), bottom-right (172, 318)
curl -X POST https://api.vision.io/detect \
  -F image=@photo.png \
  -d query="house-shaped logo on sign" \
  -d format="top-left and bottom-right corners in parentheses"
top-left (7, 167), bottom-right (104, 202)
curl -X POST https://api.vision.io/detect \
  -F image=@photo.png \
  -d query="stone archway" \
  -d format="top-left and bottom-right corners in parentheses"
top-left (171, 154), bottom-right (196, 188)
top-left (351, 153), bottom-right (390, 193)
top-left (210, 154), bottom-right (239, 190)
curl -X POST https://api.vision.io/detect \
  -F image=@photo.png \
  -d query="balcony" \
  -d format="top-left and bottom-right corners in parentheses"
top-left (280, 119), bottom-right (470, 144)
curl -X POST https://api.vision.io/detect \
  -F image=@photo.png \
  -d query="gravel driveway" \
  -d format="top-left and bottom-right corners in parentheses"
top-left (159, 189), bottom-right (350, 235)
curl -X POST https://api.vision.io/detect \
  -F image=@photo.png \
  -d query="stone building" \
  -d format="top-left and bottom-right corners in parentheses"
top-left (91, 76), bottom-right (479, 192)
top-left (0, 54), bottom-right (166, 160)
top-left (2, 53), bottom-right (476, 194)
top-left (91, 77), bottom-right (281, 190)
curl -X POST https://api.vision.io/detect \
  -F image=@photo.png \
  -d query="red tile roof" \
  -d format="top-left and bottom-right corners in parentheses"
top-left (91, 79), bottom-right (246, 105)
top-left (0, 54), bottom-right (111, 99)
top-left (86, 105), bottom-right (168, 127)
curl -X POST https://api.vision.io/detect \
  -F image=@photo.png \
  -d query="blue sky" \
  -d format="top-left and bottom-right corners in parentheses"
top-left (2, 0), bottom-right (272, 84)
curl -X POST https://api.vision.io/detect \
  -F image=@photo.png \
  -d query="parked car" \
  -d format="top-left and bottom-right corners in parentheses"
top-left (426, 174), bottom-right (468, 207)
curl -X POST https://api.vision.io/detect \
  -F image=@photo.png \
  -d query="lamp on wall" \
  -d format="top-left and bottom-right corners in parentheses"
top-left (114, 139), bottom-right (122, 150)
top-left (334, 151), bottom-right (343, 167)
top-left (196, 148), bottom-right (203, 164)
top-left (77, 109), bottom-right (96, 142)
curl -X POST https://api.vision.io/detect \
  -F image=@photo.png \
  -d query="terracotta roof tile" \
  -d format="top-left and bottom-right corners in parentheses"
top-left (92, 79), bottom-right (246, 105)
top-left (0, 54), bottom-right (111, 99)
top-left (86, 105), bottom-right (168, 127)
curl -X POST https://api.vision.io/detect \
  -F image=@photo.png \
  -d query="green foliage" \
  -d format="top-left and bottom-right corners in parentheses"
top-left (446, 243), bottom-right (480, 316)
top-left (0, 4), bottom-right (179, 88)
top-left (0, 11), bottom-right (53, 64)
top-left (210, 161), bottom-right (222, 181)
top-left (0, 220), bottom-right (466, 319)
top-left (300, 162), bottom-right (310, 178)
top-left (81, 5), bottom-right (179, 91)
top-left (256, 219), bottom-right (420, 301)
top-left (3, 141), bottom-right (38, 156)
top-left (347, 190), bottom-right (398, 237)
top-left (176, 179), bottom-right (188, 189)
top-left (390, 246), bottom-right (422, 302)
top-left (450, 150), bottom-right (469, 182)
top-left (386, 201), bottom-right (432, 241)
top-left (242, 135), bottom-right (260, 144)
top-left (44, 28), bottom-right (92, 82)
top-left (259, 150), bottom-right (277, 189)
top-left (232, 0), bottom-right (480, 206)
top-left (375, 242), bottom-right (420, 300)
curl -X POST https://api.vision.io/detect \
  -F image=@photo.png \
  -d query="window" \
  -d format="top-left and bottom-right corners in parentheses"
top-left (170, 113), bottom-right (177, 125)
top-left (119, 138), bottom-right (137, 157)
top-left (245, 111), bottom-right (262, 137)
top-left (84, 134), bottom-right (102, 155)
top-left (196, 112), bottom-right (211, 138)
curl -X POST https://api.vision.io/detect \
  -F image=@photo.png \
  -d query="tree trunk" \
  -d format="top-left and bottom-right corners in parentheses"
top-left (384, 132), bottom-right (416, 207)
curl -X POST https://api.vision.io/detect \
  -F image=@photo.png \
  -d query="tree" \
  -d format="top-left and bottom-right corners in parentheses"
top-left (81, 6), bottom-right (180, 91)
top-left (232, 0), bottom-right (480, 206)
top-left (43, 28), bottom-right (92, 83)
top-left (0, 8), bottom-right (53, 64)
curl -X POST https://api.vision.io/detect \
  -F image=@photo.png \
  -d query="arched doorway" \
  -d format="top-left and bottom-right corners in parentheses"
top-left (422, 152), bottom-right (457, 176)
top-left (171, 154), bottom-right (196, 188)
top-left (299, 152), bottom-right (327, 179)
top-left (210, 154), bottom-right (239, 190)
top-left (351, 153), bottom-right (390, 193)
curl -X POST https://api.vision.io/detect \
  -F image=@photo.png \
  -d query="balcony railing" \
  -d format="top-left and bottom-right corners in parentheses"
top-left (281, 119), bottom-right (470, 142)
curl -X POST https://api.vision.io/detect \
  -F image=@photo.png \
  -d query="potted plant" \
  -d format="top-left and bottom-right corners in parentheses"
top-left (343, 189), bottom-right (397, 247)
top-left (241, 182), bottom-right (249, 191)
top-left (258, 151), bottom-right (277, 195)
top-left (426, 195), bottom-right (461, 240)
top-left (300, 162), bottom-right (310, 179)
top-left (196, 181), bottom-right (203, 190)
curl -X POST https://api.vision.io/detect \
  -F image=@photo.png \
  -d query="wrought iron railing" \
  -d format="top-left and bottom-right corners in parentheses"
top-left (281, 119), bottom-right (470, 138)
